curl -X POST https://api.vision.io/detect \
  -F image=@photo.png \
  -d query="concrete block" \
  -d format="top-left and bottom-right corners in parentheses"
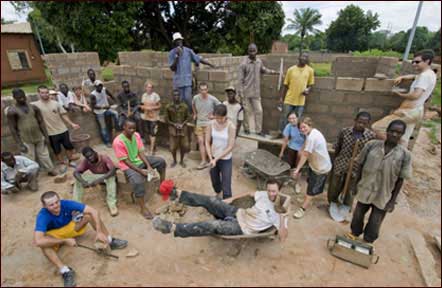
top-left (372, 94), bottom-right (401, 106)
top-left (319, 91), bottom-right (344, 103)
top-left (330, 105), bottom-right (357, 115)
top-left (162, 69), bottom-right (174, 80)
top-left (305, 104), bottom-right (329, 113)
top-left (345, 92), bottom-right (373, 104)
top-left (335, 77), bottom-right (364, 91)
top-left (314, 77), bottom-right (335, 90)
top-left (365, 78), bottom-right (395, 91)
top-left (150, 69), bottom-right (162, 80)
top-left (196, 70), bottom-right (209, 81)
top-left (209, 71), bottom-right (227, 82)
top-left (57, 67), bottom-right (70, 75)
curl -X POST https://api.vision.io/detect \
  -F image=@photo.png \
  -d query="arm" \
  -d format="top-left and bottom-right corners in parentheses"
top-left (33, 105), bottom-right (49, 139)
top-left (73, 170), bottom-right (90, 187)
top-left (210, 124), bottom-right (236, 167)
top-left (105, 89), bottom-right (115, 101)
top-left (21, 157), bottom-right (39, 172)
top-left (394, 74), bottom-right (416, 85)
top-left (90, 167), bottom-right (116, 185)
top-left (292, 150), bottom-right (310, 178)
top-left (138, 152), bottom-right (153, 171)
top-left (278, 214), bottom-right (288, 242)
top-left (61, 114), bottom-right (80, 129)
top-left (279, 137), bottom-right (289, 159)
top-left (394, 88), bottom-right (424, 101)
top-left (236, 120), bottom-right (242, 137)
top-left (1, 171), bottom-right (15, 191)
top-left (83, 205), bottom-right (107, 243)
top-left (6, 107), bottom-right (26, 152)
top-left (192, 102), bottom-right (197, 121)
top-left (333, 130), bottom-right (344, 156)
top-left (169, 49), bottom-right (180, 72)
top-left (223, 191), bottom-right (256, 204)
top-left (90, 94), bottom-right (98, 110)
top-left (261, 63), bottom-right (278, 75)
top-left (384, 178), bottom-right (404, 213)
top-left (205, 123), bottom-right (213, 160)
top-left (33, 231), bottom-right (75, 248)
top-left (200, 58), bottom-right (216, 69)
top-left (279, 85), bottom-right (288, 104)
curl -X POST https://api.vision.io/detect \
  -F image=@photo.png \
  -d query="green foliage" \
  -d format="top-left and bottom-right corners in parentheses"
top-left (432, 79), bottom-right (441, 106)
top-left (326, 5), bottom-right (380, 52)
top-left (311, 63), bottom-right (331, 77)
top-left (285, 8), bottom-right (322, 54)
top-left (352, 49), bottom-right (404, 58)
top-left (382, 27), bottom-right (438, 54)
top-left (102, 67), bottom-right (114, 82)
top-left (422, 119), bottom-right (441, 145)
top-left (427, 28), bottom-right (441, 56)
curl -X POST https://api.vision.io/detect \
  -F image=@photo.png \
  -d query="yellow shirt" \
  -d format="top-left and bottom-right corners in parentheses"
top-left (283, 65), bottom-right (314, 106)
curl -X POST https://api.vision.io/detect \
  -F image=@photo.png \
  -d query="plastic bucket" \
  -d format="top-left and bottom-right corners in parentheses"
top-left (70, 133), bottom-right (91, 152)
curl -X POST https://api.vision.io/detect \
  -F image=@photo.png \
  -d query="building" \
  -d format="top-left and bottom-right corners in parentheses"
top-left (271, 41), bottom-right (288, 54)
top-left (1, 22), bottom-right (46, 87)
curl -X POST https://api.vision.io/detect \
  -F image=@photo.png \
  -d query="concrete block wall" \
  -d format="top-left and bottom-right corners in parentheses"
top-left (401, 60), bottom-right (441, 78)
top-left (331, 56), bottom-right (398, 79)
top-left (44, 52), bottom-right (102, 89)
top-left (260, 75), bottom-right (409, 142)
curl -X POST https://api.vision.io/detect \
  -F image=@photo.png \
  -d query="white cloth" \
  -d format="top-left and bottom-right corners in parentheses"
top-left (210, 121), bottom-right (233, 160)
top-left (57, 91), bottom-right (74, 109)
top-left (141, 92), bottom-right (161, 121)
top-left (1, 156), bottom-right (39, 190)
top-left (223, 101), bottom-right (244, 126)
top-left (91, 88), bottom-right (109, 114)
top-left (304, 128), bottom-right (332, 174)
top-left (400, 69), bottom-right (437, 109)
top-left (236, 191), bottom-right (280, 235)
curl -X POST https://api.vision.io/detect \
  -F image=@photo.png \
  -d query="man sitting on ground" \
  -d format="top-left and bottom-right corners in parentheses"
top-left (1, 152), bottom-right (39, 194)
top-left (153, 179), bottom-right (288, 240)
top-left (112, 119), bottom-right (167, 220)
top-left (73, 147), bottom-right (118, 217)
top-left (33, 191), bottom-right (127, 287)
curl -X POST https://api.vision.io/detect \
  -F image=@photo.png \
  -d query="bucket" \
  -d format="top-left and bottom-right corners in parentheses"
top-left (71, 133), bottom-right (91, 152)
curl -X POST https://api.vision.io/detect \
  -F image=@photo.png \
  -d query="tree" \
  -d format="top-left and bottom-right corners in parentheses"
top-left (285, 8), bottom-right (322, 55)
top-left (385, 26), bottom-right (433, 54)
top-left (326, 5), bottom-right (380, 52)
top-left (428, 28), bottom-right (441, 56)
top-left (368, 30), bottom-right (389, 50)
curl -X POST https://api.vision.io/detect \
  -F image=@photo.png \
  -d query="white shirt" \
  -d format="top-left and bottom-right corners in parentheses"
top-left (400, 68), bottom-right (437, 109)
top-left (57, 91), bottom-right (74, 109)
top-left (304, 128), bottom-right (332, 174)
top-left (223, 101), bottom-right (244, 126)
top-left (91, 88), bottom-right (109, 114)
top-left (1, 156), bottom-right (39, 190)
top-left (236, 191), bottom-right (280, 235)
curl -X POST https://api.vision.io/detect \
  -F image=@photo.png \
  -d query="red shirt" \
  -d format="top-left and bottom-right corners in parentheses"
top-left (75, 155), bottom-right (115, 174)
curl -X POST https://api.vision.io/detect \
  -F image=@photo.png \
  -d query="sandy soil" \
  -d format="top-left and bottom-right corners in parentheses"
top-left (1, 128), bottom-right (441, 286)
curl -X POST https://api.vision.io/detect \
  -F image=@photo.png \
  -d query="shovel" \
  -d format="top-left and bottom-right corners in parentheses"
top-left (77, 243), bottom-right (119, 259)
top-left (329, 140), bottom-right (360, 222)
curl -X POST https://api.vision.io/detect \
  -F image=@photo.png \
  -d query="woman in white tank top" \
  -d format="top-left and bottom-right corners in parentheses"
top-left (205, 104), bottom-right (236, 199)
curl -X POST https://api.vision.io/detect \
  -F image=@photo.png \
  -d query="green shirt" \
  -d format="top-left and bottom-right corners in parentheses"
top-left (118, 133), bottom-right (143, 166)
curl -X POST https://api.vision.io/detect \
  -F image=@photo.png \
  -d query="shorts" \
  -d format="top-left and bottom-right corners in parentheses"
top-left (306, 168), bottom-right (328, 196)
top-left (195, 125), bottom-right (208, 137)
top-left (170, 135), bottom-right (189, 151)
top-left (46, 221), bottom-right (87, 250)
top-left (143, 120), bottom-right (158, 137)
top-left (49, 131), bottom-right (74, 154)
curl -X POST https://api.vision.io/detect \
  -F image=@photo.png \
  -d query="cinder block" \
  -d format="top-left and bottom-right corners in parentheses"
top-left (162, 69), bottom-right (174, 80)
top-left (150, 69), bottom-right (162, 80)
top-left (136, 67), bottom-right (151, 78)
top-left (330, 105), bottom-right (357, 115)
top-left (319, 91), bottom-right (344, 103)
top-left (335, 77), bottom-right (364, 91)
top-left (345, 92), bottom-right (373, 104)
top-left (305, 104), bottom-right (329, 113)
top-left (314, 77), bottom-right (335, 90)
top-left (209, 71), bottom-right (227, 82)
top-left (57, 67), bottom-right (70, 75)
top-left (196, 70), bottom-right (209, 81)
top-left (365, 78), bottom-right (395, 91)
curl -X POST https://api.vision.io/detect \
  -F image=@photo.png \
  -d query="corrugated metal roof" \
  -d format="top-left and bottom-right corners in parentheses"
top-left (1, 22), bottom-right (33, 34)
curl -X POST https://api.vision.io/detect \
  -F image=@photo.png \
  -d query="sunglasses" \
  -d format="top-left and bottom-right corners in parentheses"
top-left (412, 60), bottom-right (422, 64)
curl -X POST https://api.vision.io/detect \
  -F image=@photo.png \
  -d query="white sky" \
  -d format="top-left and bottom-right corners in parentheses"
top-left (2, 1), bottom-right (441, 34)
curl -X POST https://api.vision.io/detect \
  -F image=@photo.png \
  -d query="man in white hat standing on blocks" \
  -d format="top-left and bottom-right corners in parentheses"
top-left (168, 32), bottom-right (217, 112)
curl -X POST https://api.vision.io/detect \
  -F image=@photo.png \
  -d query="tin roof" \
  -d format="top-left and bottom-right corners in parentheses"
top-left (1, 22), bottom-right (33, 34)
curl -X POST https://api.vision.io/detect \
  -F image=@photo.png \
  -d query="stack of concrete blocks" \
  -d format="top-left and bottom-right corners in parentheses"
top-left (332, 56), bottom-right (398, 79)
top-left (261, 52), bottom-right (351, 72)
top-left (43, 52), bottom-right (102, 89)
top-left (260, 74), bottom-right (421, 151)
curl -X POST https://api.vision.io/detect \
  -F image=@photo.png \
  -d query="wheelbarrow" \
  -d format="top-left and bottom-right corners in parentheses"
top-left (241, 149), bottom-right (294, 190)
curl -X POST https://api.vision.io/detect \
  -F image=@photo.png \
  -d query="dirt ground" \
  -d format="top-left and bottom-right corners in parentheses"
top-left (1, 123), bottom-right (441, 286)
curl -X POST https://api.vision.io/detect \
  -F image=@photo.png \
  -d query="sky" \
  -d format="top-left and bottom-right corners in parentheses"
top-left (2, 1), bottom-right (441, 34)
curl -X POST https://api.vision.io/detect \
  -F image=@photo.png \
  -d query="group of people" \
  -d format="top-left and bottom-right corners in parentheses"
top-left (1, 29), bottom-right (437, 287)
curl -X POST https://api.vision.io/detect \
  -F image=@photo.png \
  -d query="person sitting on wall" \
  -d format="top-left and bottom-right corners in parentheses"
top-left (71, 86), bottom-right (91, 113)
top-left (57, 83), bottom-right (75, 111)
top-left (33, 191), bottom-right (128, 287)
top-left (82, 68), bottom-right (98, 95)
top-left (73, 146), bottom-right (118, 217)
top-left (90, 80), bottom-right (119, 148)
top-left (153, 179), bottom-right (289, 240)
top-left (168, 32), bottom-right (217, 112)
top-left (117, 80), bottom-right (142, 132)
top-left (1, 152), bottom-right (39, 194)
top-left (112, 119), bottom-right (167, 220)
top-left (165, 89), bottom-right (191, 168)
top-left (372, 49), bottom-right (437, 148)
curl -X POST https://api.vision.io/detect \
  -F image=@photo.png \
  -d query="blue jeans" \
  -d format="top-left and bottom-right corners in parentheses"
top-left (210, 158), bottom-right (233, 199)
top-left (177, 86), bottom-right (193, 113)
top-left (279, 104), bottom-right (305, 132)
top-left (95, 110), bottom-right (119, 145)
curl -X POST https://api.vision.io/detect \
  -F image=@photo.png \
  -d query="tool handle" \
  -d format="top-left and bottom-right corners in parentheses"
top-left (371, 254), bottom-right (380, 264)
top-left (327, 239), bottom-right (335, 250)
top-left (341, 140), bottom-right (360, 198)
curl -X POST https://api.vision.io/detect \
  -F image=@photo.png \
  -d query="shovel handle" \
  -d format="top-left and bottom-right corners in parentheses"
top-left (371, 254), bottom-right (380, 264)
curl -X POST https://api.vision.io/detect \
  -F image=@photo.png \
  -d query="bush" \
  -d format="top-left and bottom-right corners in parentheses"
top-left (352, 49), bottom-right (412, 59)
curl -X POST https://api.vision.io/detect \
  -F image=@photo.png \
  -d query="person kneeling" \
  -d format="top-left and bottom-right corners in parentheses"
top-left (152, 179), bottom-right (288, 241)
top-left (1, 152), bottom-right (39, 194)
top-left (33, 191), bottom-right (127, 287)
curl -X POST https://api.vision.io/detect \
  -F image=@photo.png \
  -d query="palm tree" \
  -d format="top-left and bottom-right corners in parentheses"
top-left (285, 8), bottom-right (322, 55)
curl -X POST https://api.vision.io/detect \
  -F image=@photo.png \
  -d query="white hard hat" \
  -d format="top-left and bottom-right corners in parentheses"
top-left (172, 32), bottom-right (184, 41)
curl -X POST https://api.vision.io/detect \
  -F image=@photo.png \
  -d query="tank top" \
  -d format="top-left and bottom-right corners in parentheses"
top-left (211, 122), bottom-right (232, 160)
top-left (92, 88), bottom-right (109, 114)
top-left (13, 104), bottom-right (43, 144)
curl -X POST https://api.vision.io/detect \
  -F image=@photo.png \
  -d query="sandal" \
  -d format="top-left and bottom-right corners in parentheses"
top-left (142, 210), bottom-right (154, 220)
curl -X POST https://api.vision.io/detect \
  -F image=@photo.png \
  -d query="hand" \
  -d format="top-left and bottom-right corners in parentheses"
top-left (20, 143), bottom-right (28, 154)
top-left (210, 158), bottom-right (217, 168)
top-left (64, 238), bottom-right (77, 247)
top-left (193, 114), bottom-right (197, 121)
top-left (15, 171), bottom-right (27, 182)
top-left (211, 64), bottom-right (219, 69)
top-left (140, 169), bottom-right (148, 177)
top-left (385, 201), bottom-right (395, 213)
top-left (393, 76), bottom-right (403, 86)
top-left (278, 152), bottom-right (283, 159)
top-left (95, 232), bottom-right (109, 245)
top-left (72, 123), bottom-right (80, 129)
top-left (393, 90), bottom-right (402, 96)
top-left (292, 168), bottom-right (300, 179)
top-left (302, 89), bottom-right (310, 96)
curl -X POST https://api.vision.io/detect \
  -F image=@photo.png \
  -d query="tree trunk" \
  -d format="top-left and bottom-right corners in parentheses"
top-left (70, 43), bottom-right (75, 53)
top-left (56, 34), bottom-right (67, 54)
top-left (299, 34), bottom-right (304, 56)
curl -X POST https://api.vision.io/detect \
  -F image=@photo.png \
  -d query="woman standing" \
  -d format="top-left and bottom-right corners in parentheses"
top-left (205, 104), bottom-right (236, 199)
top-left (279, 112), bottom-right (305, 168)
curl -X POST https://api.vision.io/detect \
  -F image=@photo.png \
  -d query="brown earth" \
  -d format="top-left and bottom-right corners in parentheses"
top-left (1, 125), bottom-right (441, 286)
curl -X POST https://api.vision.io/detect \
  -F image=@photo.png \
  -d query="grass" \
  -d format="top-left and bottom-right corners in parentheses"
top-left (1, 68), bottom-right (54, 97)
top-left (352, 49), bottom-right (413, 59)
top-left (431, 79), bottom-right (441, 106)
top-left (422, 119), bottom-right (441, 145)
top-left (102, 66), bottom-right (114, 81)
top-left (311, 62), bottom-right (331, 77)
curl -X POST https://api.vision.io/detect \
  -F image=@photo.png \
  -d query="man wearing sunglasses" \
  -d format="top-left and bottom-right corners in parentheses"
top-left (372, 49), bottom-right (437, 148)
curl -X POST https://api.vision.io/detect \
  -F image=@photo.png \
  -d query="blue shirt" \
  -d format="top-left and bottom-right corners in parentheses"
top-left (34, 200), bottom-right (85, 232)
top-left (168, 46), bottom-right (201, 88)
top-left (283, 124), bottom-right (305, 151)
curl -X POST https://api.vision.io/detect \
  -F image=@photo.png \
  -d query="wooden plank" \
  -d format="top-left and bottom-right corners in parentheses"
top-left (408, 230), bottom-right (441, 287)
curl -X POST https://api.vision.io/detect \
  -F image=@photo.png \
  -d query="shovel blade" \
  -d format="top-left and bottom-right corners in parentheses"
top-left (329, 202), bottom-right (346, 222)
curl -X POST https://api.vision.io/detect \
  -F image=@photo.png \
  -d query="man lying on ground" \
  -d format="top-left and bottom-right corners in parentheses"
top-left (33, 191), bottom-right (128, 287)
top-left (152, 179), bottom-right (288, 241)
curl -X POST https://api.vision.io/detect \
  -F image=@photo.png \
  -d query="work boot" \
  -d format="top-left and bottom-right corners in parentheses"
top-left (109, 238), bottom-right (128, 250)
top-left (244, 129), bottom-right (250, 135)
top-left (62, 267), bottom-right (76, 287)
top-left (152, 216), bottom-right (172, 234)
top-left (109, 206), bottom-right (119, 217)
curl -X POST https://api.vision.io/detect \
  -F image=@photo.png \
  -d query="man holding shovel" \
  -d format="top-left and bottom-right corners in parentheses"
top-left (328, 112), bottom-right (376, 222)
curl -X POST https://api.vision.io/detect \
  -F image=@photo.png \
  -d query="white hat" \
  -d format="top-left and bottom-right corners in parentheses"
top-left (172, 32), bottom-right (184, 41)
top-left (94, 80), bottom-right (103, 86)
top-left (49, 90), bottom-right (58, 95)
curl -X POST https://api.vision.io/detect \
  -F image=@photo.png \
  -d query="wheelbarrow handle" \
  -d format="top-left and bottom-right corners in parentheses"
top-left (327, 239), bottom-right (335, 250)
top-left (371, 254), bottom-right (380, 264)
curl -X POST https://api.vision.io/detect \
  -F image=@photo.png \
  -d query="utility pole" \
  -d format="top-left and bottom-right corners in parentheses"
top-left (403, 1), bottom-right (423, 61)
